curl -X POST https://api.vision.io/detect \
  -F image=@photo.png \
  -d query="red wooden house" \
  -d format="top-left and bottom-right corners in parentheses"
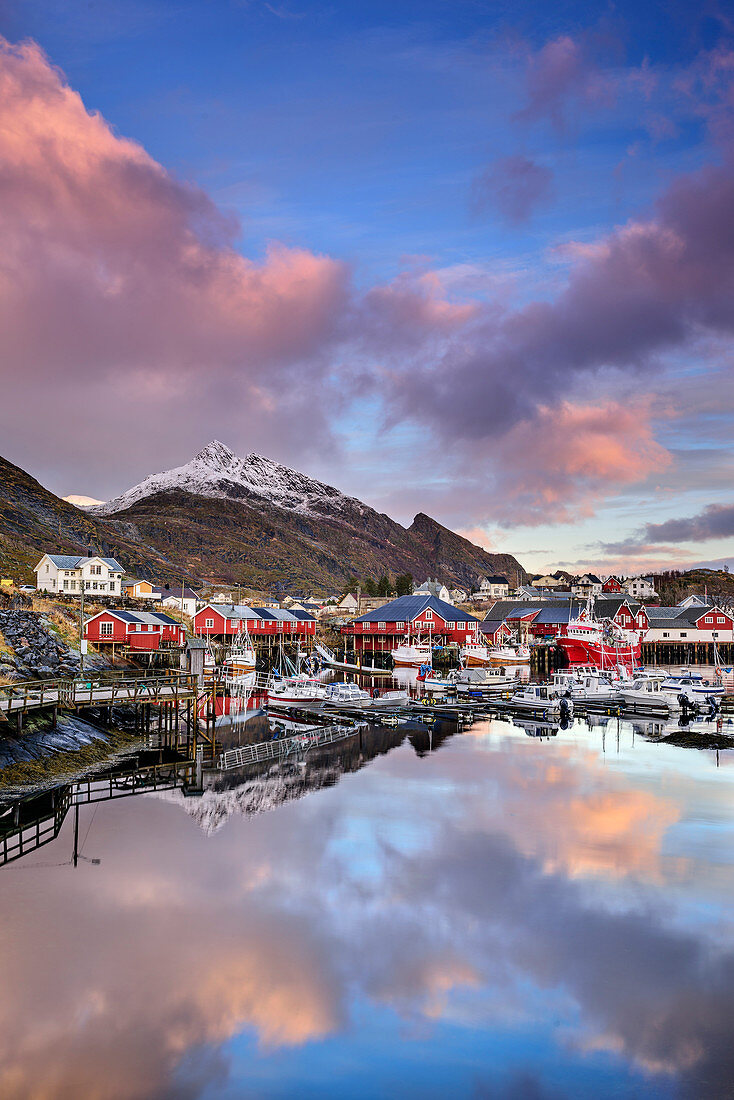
top-left (602, 576), bottom-right (623, 593)
top-left (84, 609), bottom-right (186, 651)
top-left (341, 595), bottom-right (480, 654)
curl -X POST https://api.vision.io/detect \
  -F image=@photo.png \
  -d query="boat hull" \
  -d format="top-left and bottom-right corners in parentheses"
top-left (556, 637), bottom-right (641, 669)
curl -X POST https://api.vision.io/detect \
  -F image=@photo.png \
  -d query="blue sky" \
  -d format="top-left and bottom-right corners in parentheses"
top-left (0, 0), bottom-right (733, 574)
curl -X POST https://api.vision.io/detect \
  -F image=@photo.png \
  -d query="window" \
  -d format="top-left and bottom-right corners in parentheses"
top-left (63, 580), bottom-right (69, 590)
top-left (205, 618), bottom-right (214, 629)
top-left (378, 622), bottom-right (386, 630)
top-left (680, 632), bottom-right (687, 638)
top-left (705, 616), bottom-right (713, 624)
top-left (395, 621), bottom-right (404, 629)
top-left (425, 609), bottom-right (433, 619)
top-left (100, 622), bottom-right (113, 636)
top-left (99, 583), bottom-right (105, 591)
top-left (717, 616), bottom-right (726, 624)
top-left (363, 622), bottom-right (371, 631)
top-left (456, 622), bottom-right (464, 629)
top-left (663, 632), bottom-right (669, 638)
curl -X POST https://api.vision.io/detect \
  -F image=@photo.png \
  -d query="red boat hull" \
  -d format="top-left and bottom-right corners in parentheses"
top-left (556, 637), bottom-right (641, 669)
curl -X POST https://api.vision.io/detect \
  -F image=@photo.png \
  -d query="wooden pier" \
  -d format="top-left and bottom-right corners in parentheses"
top-left (0, 672), bottom-right (200, 747)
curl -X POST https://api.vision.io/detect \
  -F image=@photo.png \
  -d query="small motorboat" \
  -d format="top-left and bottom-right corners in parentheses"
top-left (618, 675), bottom-right (677, 712)
top-left (549, 668), bottom-right (619, 703)
top-left (509, 684), bottom-right (573, 718)
top-left (391, 635), bottom-right (433, 668)
top-left (323, 682), bottom-right (372, 706)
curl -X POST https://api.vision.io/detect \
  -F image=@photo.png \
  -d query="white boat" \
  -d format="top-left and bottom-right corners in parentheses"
top-left (267, 677), bottom-right (327, 707)
top-left (323, 682), bottom-right (372, 706)
top-left (391, 636), bottom-right (432, 668)
top-left (509, 684), bottom-right (573, 718)
top-left (489, 643), bottom-right (531, 666)
top-left (618, 675), bottom-right (677, 712)
top-left (367, 688), bottom-right (410, 708)
top-left (222, 627), bottom-right (257, 683)
top-left (549, 668), bottom-right (619, 703)
top-left (453, 666), bottom-right (519, 692)
top-left (660, 671), bottom-right (725, 705)
top-left (461, 642), bottom-right (492, 667)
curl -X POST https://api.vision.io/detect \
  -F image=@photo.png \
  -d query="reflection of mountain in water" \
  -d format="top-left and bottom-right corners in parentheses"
top-left (157, 722), bottom-right (457, 835)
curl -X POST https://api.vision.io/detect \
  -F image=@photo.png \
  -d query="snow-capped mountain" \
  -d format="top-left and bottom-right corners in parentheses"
top-left (92, 440), bottom-right (366, 519)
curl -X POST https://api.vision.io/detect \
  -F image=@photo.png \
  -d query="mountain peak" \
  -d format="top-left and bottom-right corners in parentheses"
top-left (194, 440), bottom-right (236, 469)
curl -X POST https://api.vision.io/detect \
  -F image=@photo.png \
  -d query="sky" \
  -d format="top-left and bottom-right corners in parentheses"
top-left (0, 0), bottom-right (733, 576)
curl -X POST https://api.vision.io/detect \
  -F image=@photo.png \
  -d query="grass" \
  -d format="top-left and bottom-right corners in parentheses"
top-left (0, 727), bottom-right (145, 792)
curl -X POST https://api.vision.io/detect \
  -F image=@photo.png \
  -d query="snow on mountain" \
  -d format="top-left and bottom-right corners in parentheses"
top-left (91, 440), bottom-right (366, 519)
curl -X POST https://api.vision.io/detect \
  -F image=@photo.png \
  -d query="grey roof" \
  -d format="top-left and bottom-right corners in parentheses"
top-left (355, 594), bottom-right (478, 624)
top-left (253, 607), bottom-right (298, 622)
top-left (156, 587), bottom-right (199, 600)
top-left (284, 609), bottom-right (316, 621)
top-left (645, 606), bottom-right (682, 620)
top-left (102, 609), bottom-right (181, 626)
top-left (45, 554), bottom-right (124, 571)
top-left (484, 575), bottom-right (509, 584)
top-left (206, 603), bottom-right (260, 620)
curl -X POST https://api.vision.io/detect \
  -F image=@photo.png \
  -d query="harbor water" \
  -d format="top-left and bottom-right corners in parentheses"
top-left (1, 696), bottom-right (734, 1099)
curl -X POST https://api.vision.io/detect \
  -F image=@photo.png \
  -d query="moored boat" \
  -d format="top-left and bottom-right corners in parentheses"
top-left (509, 684), bottom-right (573, 718)
top-left (391, 636), bottom-right (432, 668)
top-left (555, 601), bottom-right (641, 670)
top-left (461, 642), bottom-right (492, 667)
top-left (489, 643), bottom-right (530, 666)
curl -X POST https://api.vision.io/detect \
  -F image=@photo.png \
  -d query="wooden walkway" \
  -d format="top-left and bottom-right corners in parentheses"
top-left (0, 672), bottom-right (198, 719)
top-left (0, 757), bottom-right (198, 867)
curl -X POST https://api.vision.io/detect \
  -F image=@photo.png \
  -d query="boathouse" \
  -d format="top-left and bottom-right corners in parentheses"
top-left (342, 594), bottom-right (480, 654)
top-left (83, 609), bottom-right (186, 650)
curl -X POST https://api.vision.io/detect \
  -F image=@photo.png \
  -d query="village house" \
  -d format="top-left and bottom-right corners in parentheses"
top-left (602, 575), bottom-right (624, 593)
top-left (337, 593), bottom-right (359, 614)
top-left (644, 605), bottom-right (733, 643)
top-left (571, 574), bottom-right (603, 598)
top-left (193, 603), bottom-right (316, 640)
top-left (155, 586), bottom-right (200, 617)
top-left (35, 553), bottom-right (125, 597)
top-left (532, 574), bottom-right (565, 589)
top-left (342, 594), bottom-right (480, 655)
top-left (413, 578), bottom-right (452, 603)
top-left (450, 587), bottom-right (468, 604)
top-left (122, 578), bottom-right (161, 601)
top-left (83, 609), bottom-right (186, 651)
top-left (474, 575), bottom-right (510, 601)
top-left (624, 576), bottom-right (657, 600)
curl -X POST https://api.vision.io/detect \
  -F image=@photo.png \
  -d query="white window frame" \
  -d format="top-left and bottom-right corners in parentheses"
top-left (205, 618), bottom-right (214, 629)
top-left (100, 621), bottom-right (113, 637)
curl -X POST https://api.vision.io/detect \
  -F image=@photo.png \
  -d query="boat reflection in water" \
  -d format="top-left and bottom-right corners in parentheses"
top-left (1, 710), bottom-right (734, 1099)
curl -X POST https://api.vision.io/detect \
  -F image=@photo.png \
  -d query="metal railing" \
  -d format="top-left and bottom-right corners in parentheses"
top-left (218, 722), bottom-right (359, 770)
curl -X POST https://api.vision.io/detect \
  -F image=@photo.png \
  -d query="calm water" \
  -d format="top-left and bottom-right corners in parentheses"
top-left (2, 712), bottom-right (734, 1099)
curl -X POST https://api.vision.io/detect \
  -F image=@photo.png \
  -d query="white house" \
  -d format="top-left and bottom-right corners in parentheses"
top-left (156, 587), bottom-right (200, 618)
top-left (571, 574), bottom-right (603, 598)
top-left (450, 587), bottom-right (468, 604)
top-left (338, 593), bottom-right (359, 613)
top-left (414, 579), bottom-right (452, 603)
top-left (624, 576), bottom-right (657, 600)
top-left (35, 554), bottom-right (125, 597)
top-left (475, 575), bottom-right (510, 600)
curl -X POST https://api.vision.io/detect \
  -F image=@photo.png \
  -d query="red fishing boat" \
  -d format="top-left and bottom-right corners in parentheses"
top-left (555, 604), bottom-right (641, 670)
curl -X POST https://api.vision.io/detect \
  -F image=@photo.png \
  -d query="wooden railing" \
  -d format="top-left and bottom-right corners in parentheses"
top-left (0, 672), bottom-right (197, 717)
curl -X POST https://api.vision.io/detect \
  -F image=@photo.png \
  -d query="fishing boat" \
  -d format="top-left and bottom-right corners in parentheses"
top-left (488, 642), bottom-right (531, 666)
top-left (222, 627), bottom-right (257, 684)
top-left (555, 599), bottom-right (641, 670)
top-left (460, 641), bottom-right (492, 667)
top-left (453, 666), bottom-right (519, 693)
top-left (391, 634), bottom-right (432, 668)
top-left (266, 676), bottom-right (328, 707)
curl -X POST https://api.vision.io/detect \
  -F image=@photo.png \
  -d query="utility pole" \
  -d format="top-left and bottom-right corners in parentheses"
top-left (79, 576), bottom-right (85, 678)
